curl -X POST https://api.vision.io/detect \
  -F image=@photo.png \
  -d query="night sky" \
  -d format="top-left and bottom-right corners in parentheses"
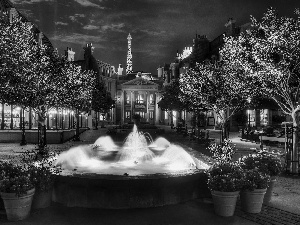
top-left (10, 0), bottom-right (300, 75)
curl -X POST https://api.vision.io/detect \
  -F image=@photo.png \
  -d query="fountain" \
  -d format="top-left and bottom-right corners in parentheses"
top-left (53, 125), bottom-right (212, 209)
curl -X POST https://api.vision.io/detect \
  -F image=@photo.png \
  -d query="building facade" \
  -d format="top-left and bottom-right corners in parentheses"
top-left (157, 18), bottom-right (284, 131)
top-left (0, 0), bottom-right (89, 139)
top-left (116, 75), bottom-right (160, 125)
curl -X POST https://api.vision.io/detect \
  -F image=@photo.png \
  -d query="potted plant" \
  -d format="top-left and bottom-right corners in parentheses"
top-left (206, 140), bottom-right (243, 217)
top-left (239, 151), bottom-right (282, 203)
top-left (22, 151), bottom-right (59, 209)
top-left (0, 160), bottom-right (35, 221)
top-left (207, 162), bottom-right (244, 216)
top-left (239, 163), bottom-right (270, 213)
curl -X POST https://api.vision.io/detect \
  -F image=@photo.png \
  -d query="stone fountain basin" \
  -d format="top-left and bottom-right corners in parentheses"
top-left (52, 168), bottom-right (210, 209)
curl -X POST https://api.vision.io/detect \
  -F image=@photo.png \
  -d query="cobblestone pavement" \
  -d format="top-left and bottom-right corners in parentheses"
top-left (0, 126), bottom-right (299, 224)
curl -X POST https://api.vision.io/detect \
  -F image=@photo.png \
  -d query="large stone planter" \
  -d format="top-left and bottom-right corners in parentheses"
top-left (241, 188), bottom-right (266, 213)
top-left (0, 188), bottom-right (35, 221)
top-left (32, 189), bottom-right (52, 209)
top-left (211, 191), bottom-right (240, 217)
top-left (263, 177), bottom-right (277, 204)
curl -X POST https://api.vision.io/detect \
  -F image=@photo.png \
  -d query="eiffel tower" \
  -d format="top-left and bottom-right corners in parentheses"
top-left (126, 33), bottom-right (133, 74)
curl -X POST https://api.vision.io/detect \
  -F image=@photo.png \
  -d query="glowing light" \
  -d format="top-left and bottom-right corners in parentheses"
top-left (54, 125), bottom-right (207, 175)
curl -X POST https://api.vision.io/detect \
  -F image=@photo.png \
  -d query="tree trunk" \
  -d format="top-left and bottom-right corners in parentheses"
top-left (170, 111), bottom-right (174, 128)
top-left (74, 109), bottom-right (80, 141)
top-left (291, 111), bottom-right (299, 174)
top-left (37, 108), bottom-right (47, 157)
top-left (95, 112), bottom-right (98, 130)
top-left (20, 107), bottom-right (27, 146)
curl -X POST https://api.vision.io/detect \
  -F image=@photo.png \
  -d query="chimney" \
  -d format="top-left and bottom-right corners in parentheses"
top-left (83, 43), bottom-right (94, 59)
top-left (225, 18), bottom-right (236, 36)
top-left (157, 66), bottom-right (163, 78)
top-left (65, 47), bottom-right (75, 61)
top-left (37, 32), bottom-right (43, 46)
top-left (118, 64), bottom-right (123, 76)
top-left (8, 8), bottom-right (17, 23)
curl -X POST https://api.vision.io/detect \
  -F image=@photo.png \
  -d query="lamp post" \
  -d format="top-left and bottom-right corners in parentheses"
top-left (247, 97), bottom-right (251, 141)
top-left (20, 108), bottom-right (27, 146)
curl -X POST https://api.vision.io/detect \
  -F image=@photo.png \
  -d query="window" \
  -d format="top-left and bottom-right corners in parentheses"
top-left (125, 92), bottom-right (130, 105)
top-left (165, 111), bottom-right (168, 119)
top-left (135, 112), bottom-right (145, 118)
top-left (149, 111), bottom-right (154, 119)
top-left (260, 109), bottom-right (268, 126)
top-left (125, 111), bottom-right (131, 119)
top-left (149, 94), bottom-right (155, 105)
top-left (247, 109), bottom-right (256, 127)
top-left (136, 94), bottom-right (144, 104)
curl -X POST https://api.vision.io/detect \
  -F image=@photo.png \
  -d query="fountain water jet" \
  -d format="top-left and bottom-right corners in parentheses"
top-left (118, 125), bottom-right (155, 163)
top-left (52, 125), bottom-right (212, 208)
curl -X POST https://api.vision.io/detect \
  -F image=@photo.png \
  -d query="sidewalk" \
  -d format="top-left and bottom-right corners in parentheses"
top-left (0, 127), bottom-right (299, 225)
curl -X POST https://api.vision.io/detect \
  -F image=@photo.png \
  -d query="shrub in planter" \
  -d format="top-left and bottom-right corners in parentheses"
top-left (206, 161), bottom-right (243, 217)
top-left (22, 151), bottom-right (60, 209)
top-left (0, 161), bottom-right (35, 221)
top-left (206, 140), bottom-right (242, 217)
top-left (240, 151), bottom-right (282, 176)
top-left (207, 162), bottom-right (244, 192)
top-left (241, 169), bottom-right (270, 191)
top-left (240, 151), bottom-right (282, 203)
top-left (240, 169), bottom-right (270, 213)
top-left (0, 161), bottom-right (35, 196)
top-left (208, 139), bottom-right (236, 163)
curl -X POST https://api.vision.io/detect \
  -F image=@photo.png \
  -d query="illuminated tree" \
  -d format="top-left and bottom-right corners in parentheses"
top-left (220, 7), bottom-right (300, 173)
top-left (60, 58), bottom-right (95, 141)
top-left (0, 15), bottom-right (37, 105)
top-left (179, 62), bottom-right (252, 140)
top-left (0, 14), bottom-right (94, 152)
top-left (0, 14), bottom-right (51, 148)
top-left (158, 80), bottom-right (191, 127)
top-left (91, 79), bottom-right (114, 129)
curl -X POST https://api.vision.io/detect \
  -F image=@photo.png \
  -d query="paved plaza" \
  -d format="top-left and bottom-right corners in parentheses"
top-left (0, 126), bottom-right (300, 225)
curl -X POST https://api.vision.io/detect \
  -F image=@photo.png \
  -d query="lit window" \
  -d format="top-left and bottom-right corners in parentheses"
top-left (136, 94), bottom-right (144, 104)
top-left (125, 111), bottom-right (131, 119)
top-left (149, 94), bottom-right (155, 105)
top-left (149, 111), bottom-right (154, 119)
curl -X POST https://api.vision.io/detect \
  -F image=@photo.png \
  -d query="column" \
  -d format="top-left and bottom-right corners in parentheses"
top-left (131, 91), bottom-right (134, 120)
top-left (1, 103), bottom-right (4, 129)
top-left (121, 90), bottom-right (125, 124)
top-left (29, 108), bottom-right (32, 130)
top-left (155, 92), bottom-right (160, 125)
top-left (10, 105), bottom-right (13, 129)
top-left (68, 111), bottom-right (71, 129)
top-left (19, 108), bottom-right (22, 130)
top-left (47, 113), bottom-right (50, 130)
top-left (55, 107), bottom-right (58, 129)
top-left (62, 109), bottom-right (64, 130)
top-left (153, 92), bottom-right (156, 124)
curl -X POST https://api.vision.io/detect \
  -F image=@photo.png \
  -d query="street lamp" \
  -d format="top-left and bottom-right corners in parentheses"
top-left (247, 97), bottom-right (251, 141)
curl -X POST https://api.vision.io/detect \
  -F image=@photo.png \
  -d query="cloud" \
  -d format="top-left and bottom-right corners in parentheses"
top-left (69, 14), bottom-right (85, 22)
top-left (74, 0), bottom-right (105, 9)
top-left (51, 33), bottom-right (105, 47)
top-left (101, 23), bottom-right (125, 32)
top-left (55, 21), bottom-right (68, 26)
top-left (11, 0), bottom-right (54, 4)
top-left (83, 25), bottom-right (100, 30)
top-left (140, 29), bottom-right (167, 36)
